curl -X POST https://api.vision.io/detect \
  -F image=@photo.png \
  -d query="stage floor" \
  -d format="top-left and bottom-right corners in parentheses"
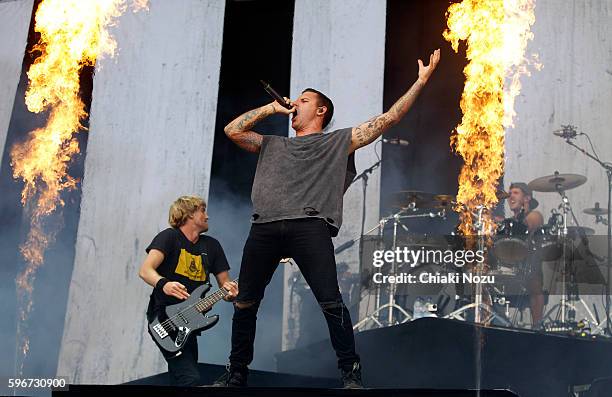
top-left (277, 317), bottom-right (612, 397)
top-left (53, 384), bottom-right (518, 397)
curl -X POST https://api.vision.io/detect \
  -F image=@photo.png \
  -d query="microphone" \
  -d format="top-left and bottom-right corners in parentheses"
top-left (382, 137), bottom-right (410, 146)
top-left (334, 240), bottom-right (355, 254)
top-left (260, 80), bottom-right (293, 110)
top-left (552, 125), bottom-right (579, 140)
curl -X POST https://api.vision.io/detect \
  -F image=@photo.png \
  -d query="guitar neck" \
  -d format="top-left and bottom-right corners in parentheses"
top-left (194, 279), bottom-right (237, 313)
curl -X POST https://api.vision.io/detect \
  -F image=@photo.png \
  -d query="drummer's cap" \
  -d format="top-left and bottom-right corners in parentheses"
top-left (509, 182), bottom-right (539, 210)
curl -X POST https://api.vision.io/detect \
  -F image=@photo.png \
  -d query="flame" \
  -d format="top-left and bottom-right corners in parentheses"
top-left (10, 0), bottom-right (147, 375)
top-left (444, 0), bottom-right (540, 235)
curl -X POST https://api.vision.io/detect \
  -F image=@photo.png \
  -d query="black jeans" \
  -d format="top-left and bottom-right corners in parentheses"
top-left (166, 335), bottom-right (200, 386)
top-left (229, 218), bottom-right (360, 371)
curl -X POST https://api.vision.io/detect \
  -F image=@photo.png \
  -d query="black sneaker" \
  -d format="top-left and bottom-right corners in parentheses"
top-left (341, 362), bottom-right (363, 389)
top-left (211, 364), bottom-right (248, 387)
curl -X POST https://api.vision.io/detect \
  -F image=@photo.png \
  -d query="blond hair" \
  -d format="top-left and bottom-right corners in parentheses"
top-left (168, 196), bottom-right (206, 228)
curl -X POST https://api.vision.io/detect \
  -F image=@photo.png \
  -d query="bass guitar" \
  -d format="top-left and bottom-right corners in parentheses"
top-left (148, 280), bottom-right (236, 357)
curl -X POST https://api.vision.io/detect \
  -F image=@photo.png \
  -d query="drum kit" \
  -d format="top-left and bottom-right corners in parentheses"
top-left (353, 171), bottom-right (610, 335)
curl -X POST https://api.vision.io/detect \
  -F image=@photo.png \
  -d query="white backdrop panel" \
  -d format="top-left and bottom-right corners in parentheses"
top-left (57, 0), bottom-right (225, 384)
top-left (0, 0), bottom-right (33, 160)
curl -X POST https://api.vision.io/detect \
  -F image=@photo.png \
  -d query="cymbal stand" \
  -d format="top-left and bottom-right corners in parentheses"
top-left (562, 132), bottom-right (612, 335)
top-left (352, 206), bottom-right (411, 330)
top-left (474, 205), bottom-right (488, 323)
top-left (352, 207), bottom-right (446, 330)
top-left (557, 184), bottom-right (572, 324)
top-left (444, 206), bottom-right (512, 327)
top-left (545, 184), bottom-right (602, 331)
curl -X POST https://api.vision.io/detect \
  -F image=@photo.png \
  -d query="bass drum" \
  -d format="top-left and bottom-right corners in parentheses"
top-left (530, 225), bottom-right (563, 261)
top-left (492, 219), bottom-right (529, 265)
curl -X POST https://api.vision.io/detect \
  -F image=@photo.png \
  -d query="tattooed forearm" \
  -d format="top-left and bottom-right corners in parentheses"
top-left (230, 131), bottom-right (263, 153)
top-left (388, 79), bottom-right (425, 121)
top-left (224, 104), bottom-right (273, 153)
top-left (354, 114), bottom-right (394, 146)
top-left (225, 104), bottom-right (274, 134)
top-left (350, 79), bottom-right (426, 152)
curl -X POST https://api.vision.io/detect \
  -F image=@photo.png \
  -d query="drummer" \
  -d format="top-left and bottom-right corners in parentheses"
top-left (507, 182), bottom-right (545, 327)
top-left (508, 182), bottom-right (543, 232)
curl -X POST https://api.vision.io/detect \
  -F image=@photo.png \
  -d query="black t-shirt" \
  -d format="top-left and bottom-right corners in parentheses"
top-left (145, 228), bottom-right (230, 317)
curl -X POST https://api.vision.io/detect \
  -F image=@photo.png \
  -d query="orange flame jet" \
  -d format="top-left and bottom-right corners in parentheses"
top-left (444, 0), bottom-right (540, 236)
top-left (10, 0), bottom-right (147, 375)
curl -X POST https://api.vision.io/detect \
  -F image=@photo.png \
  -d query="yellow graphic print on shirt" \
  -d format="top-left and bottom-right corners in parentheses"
top-left (174, 249), bottom-right (206, 282)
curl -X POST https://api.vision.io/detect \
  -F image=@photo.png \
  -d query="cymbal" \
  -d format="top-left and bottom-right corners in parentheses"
top-left (433, 194), bottom-right (455, 208)
top-left (527, 172), bottom-right (587, 192)
top-left (389, 190), bottom-right (432, 209)
top-left (566, 226), bottom-right (595, 236)
top-left (390, 191), bottom-right (455, 210)
top-left (584, 204), bottom-right (607, 216)
top-left (399, 234), bottom-right (450, 249)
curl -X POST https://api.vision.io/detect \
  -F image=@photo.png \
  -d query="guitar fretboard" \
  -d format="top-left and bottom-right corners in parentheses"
top-left (194, 279), bottom-right (238, 313)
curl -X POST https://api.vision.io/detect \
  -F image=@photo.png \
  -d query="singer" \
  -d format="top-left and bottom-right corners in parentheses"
top-left (212, 49), bottom-right (440, 388)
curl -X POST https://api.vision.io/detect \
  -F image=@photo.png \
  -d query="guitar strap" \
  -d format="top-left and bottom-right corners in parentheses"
top-left (200, 243), bottom-right (212, 287)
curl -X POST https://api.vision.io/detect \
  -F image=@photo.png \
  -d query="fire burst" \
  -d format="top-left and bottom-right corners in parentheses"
top-left (10, 0), bottom-right (147, 375)
top-left (443, 0), bottom-right (540, 235)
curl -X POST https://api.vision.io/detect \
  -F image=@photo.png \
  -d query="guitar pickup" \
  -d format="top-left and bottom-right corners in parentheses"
top-left (152, 323), bottom-right (168, 339)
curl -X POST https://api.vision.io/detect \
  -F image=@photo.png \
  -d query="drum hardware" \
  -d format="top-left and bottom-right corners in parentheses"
top-left (536, 172), bottom-right (576, 325)
top-left (584, 202), bottom-right (609, 226)
top-left (351, 203), bottom-right (447, 331)
top-left (544, 252), bottom-right (607, 333)
top-left (529, 208), bottom-right (587, 263)
top-left (390, 190), bottom-right (456, 211)
top-left (493, 218), bottom-right (529, 264)
top-left (527, 169), bottom-right (606, 334)
top-left (530, 224), bottom-right (562, 262)
top-left (492, 293), bottom-right (512, 321)
top-left (472, 205), bottom-right (487, 324)
top-left (442, 205), bottom-right (512, 327)
top-left (444, 299), bottom-right (513, 327)
top-left (555, 127), bottom-right (612, 335)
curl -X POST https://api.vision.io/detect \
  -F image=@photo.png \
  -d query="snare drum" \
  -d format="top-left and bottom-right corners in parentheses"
top-left (492, 219), bottom-right (529, 264)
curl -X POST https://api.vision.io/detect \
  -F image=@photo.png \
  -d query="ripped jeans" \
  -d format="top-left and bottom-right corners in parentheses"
top-left (229, 218), bottom-right (360, 371)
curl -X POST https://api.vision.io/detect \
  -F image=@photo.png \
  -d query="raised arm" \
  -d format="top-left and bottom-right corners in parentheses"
top-left (224, 100), bottom-right (295, 153)
top-left (349, 49), bottom-right (440, 153)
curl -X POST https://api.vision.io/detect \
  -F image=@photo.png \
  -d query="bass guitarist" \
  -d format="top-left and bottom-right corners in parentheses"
top-left (138, 195), bottom-right (238, 386)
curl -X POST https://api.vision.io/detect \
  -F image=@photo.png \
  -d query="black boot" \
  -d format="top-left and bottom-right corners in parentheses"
top-left (211, 364), bottom-right (248, 387)
top-left (341, 362), bottom-right (363, 389)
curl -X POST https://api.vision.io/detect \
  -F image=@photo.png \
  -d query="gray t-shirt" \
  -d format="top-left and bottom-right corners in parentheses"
top-left (251, 128), bottom-right (356, 237)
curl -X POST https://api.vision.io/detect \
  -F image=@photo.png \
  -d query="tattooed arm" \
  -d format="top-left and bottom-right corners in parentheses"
top-left (224, 99), bottom-right (295, 153)
top-left (349, 49), bottom-right (440, 153)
